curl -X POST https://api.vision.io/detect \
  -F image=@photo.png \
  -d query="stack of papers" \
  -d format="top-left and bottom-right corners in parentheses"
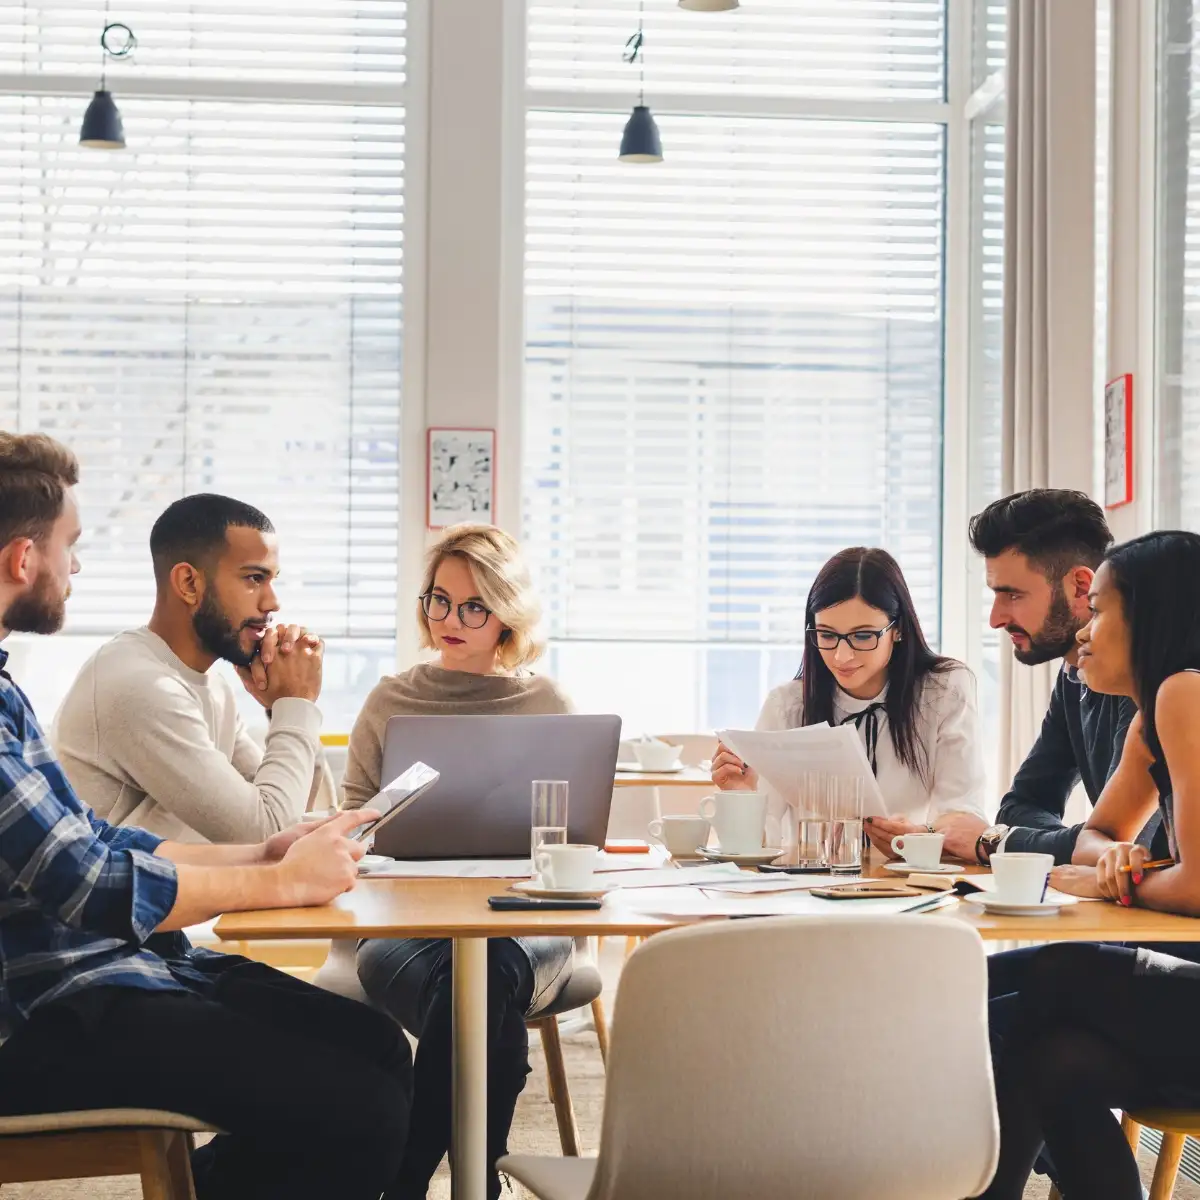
top-left (611, 885), bottom-right (938, 919)
top-left (717, 725), bottom-right (889, 817)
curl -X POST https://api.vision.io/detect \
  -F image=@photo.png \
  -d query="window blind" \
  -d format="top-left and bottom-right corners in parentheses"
top-left (528, 0), bottom-right (946, 101)
top-left (524, 42), bottom-right (947, 648)
top-left (1157, 0), bottom-right (1200, 530)
top-left (0, 3), bottom-right (405, 643)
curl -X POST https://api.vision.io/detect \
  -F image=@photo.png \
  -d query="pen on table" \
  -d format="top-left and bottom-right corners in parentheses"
top-left (904, 891), bottom-right (960, 915)
top-left (1118, 858), bottom-right (1174, 876)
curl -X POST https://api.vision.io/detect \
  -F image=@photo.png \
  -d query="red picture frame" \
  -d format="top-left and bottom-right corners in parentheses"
top-left (1103, 374), bottom-right (1134, 510)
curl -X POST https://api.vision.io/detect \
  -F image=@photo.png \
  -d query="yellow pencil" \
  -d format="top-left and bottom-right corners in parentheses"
top-left (1118, 858), bottom-right (1174, 875)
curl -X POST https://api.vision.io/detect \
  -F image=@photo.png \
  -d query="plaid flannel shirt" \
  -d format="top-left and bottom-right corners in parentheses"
top-left (0, 646), bottom-right (190, 1043)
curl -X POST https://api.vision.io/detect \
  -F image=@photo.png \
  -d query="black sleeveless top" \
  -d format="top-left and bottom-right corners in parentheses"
top-left (1147, 668), bottom-right (1200, 862)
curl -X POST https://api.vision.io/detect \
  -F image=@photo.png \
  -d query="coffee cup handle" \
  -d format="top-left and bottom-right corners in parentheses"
top-left (891, 836), bottom-right (906, 856)
top-left (647, 818), bottom-right (664, 841)
top-left (535, 851), bottom-right (552, 883)
top-left (699, 796), bottom-right (716, 821)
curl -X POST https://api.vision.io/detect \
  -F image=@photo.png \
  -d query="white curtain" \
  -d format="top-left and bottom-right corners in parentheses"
top-left (998, 0), bottom-right (1097, 785)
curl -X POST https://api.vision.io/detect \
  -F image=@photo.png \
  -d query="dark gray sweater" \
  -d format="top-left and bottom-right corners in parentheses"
top-left (998, 665), bottom-right (1164, 863)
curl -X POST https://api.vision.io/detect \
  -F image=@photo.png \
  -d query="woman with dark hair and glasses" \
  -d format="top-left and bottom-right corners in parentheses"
top-left (981, 531), bottom-right (1200, 1200)
top-left (342, 524), bottom-right (573, 1200)
top-left (710, 546), bottom-right (986, 858)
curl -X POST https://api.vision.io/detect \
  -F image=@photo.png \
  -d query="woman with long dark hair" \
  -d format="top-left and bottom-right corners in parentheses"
top-left (711, 546), bottom-right (986, 856)
top-left (981, 531), bottom-right (1200, 1200)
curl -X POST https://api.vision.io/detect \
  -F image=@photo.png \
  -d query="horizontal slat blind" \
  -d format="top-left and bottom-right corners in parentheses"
top-left (972, 1), bottom-right (1007, 89)
top-left (0, 1), bottom-right (406, 85)
top-left (0, 5), bottom-right (404, 641)
top-left (524, 108), bottom-right (946, 643)
top-left (528, 0), bottom-right (946, 101)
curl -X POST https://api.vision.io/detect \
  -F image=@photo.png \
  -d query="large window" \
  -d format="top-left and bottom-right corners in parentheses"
top-left (1157, 0), bottom-right (1200, 531)
top-left (0, 2), bottom-right (406, 728)
top-left (523, 0), bottom-right (949, 734)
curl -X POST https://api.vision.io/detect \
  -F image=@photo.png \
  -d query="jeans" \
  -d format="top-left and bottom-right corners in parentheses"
top-left (359, 935), bottom-right (573, 1200)
top-left (0, 958), bottom-right (413, 1200)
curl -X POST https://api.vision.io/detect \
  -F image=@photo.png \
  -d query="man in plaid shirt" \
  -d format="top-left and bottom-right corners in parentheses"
top-left (0, 432), bottom-right (412, 1200)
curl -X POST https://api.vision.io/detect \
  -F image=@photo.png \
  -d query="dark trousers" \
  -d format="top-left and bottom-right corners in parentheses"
top-left (0, 958), bottom-right (413, 1200)
top-left (981, 942), bottom-right (1200, 1199)
top-left (358, 937), bottom-right (539, 1200)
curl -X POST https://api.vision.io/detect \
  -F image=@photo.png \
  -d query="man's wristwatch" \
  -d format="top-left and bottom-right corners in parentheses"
top-left (975, 824), bottom-right (1010, 865)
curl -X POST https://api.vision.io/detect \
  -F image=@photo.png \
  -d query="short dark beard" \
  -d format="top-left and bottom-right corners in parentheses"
top-left (192, 589), bottom-right (256, 668)
top-left (1009, 586), bottom-right (1082, 666)
top-left (2, 570), bottom-right (66, 635)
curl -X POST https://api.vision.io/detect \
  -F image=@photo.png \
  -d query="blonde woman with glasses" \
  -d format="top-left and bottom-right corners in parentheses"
top-left (343, 524), bottom-right (572, 1200)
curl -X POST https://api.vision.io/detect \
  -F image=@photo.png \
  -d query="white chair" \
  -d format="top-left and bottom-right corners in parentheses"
top-left (500, 915), bottom-right (999, 1200)
top-left (313, 937), bottom-right (610, 1156)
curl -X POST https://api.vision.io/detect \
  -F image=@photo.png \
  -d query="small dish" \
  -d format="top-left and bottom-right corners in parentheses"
top-left (696, 846), bottom-right (784, 867)
top-left (510, 879), bottom-right (612, 901)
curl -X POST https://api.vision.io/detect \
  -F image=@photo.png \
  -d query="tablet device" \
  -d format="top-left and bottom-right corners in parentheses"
top-left (349, 762), bottom-right (441, 842)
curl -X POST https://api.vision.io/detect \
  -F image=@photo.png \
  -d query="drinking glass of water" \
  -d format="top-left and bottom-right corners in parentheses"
top-left (824, 776), bottom-right (864, 874)
top-left (795, 771), bottom-right (828, 868)
top-left (531, 780), bottom-right (569, 874)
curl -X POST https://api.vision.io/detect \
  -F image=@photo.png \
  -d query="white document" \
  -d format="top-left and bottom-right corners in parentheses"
top-left (612, 886), bottom-right (933, 919)
top-left (595, 863), bottom-right (744, 889)
top-left (358, 847), bottom-right (674, 880)
top-left (717, 724), bottom-right (889, 818)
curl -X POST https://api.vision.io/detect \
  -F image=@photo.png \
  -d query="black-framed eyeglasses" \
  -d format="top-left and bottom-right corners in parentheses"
top-left (807, 620), bottom-right (897, 652)
top-left (420, 592), bottom-right (492, 629)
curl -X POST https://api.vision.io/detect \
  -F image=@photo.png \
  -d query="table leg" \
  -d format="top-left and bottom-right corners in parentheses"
top-left (451, 936), bottom-right (488, 1200)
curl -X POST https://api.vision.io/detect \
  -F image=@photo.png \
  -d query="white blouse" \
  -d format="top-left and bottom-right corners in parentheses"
top-left (753, 665), bottom-right (987, 848)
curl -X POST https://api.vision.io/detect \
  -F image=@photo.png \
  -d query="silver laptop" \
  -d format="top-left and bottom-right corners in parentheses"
top-left (374, 713), bottom-right (621, 859)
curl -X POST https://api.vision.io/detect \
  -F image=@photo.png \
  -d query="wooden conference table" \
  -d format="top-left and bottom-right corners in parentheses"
top-left (215, 864), bottom-right (1200, 1200)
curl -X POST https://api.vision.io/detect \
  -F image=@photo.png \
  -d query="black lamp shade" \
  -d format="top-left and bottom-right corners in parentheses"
top-left (80, 89), bottom-right (126, 148)
top-left (619, 105), bottom-right (663, 162)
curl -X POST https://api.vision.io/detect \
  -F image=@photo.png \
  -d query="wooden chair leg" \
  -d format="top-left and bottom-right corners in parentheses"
top-left (1121, 1112), bottom-right (1142, 1155)
top-left (591, 995), bottom-right (610, 1066)
top-left (537, 1017), bottom-right (580, 1156)
top-left (624, 936), bottom-right (641, 960)
top-left (1149, 1131), bottom-right (1186, 1200)
top-left (165, 1130), bottom-right (198, 1200)
top-left (137, 1130), bottom-right (180, 1200)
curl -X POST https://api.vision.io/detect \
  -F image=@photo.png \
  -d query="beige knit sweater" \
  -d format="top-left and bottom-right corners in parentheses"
top-left (341, 662), bottom-right (573, 808)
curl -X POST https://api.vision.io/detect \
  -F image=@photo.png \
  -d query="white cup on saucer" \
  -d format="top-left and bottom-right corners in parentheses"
top-left (890, 831), bottom-right (945, 868)
top-left (989, 852), bottom-right (1054, 905)
top-left (536, 843), bottom-right (600, 891)
top-left (632, 741), bottom-right (683, 772)
top-left (647, 814), bottom-right (711, 857)
top-left (698, 792), bottom-right (767, 854)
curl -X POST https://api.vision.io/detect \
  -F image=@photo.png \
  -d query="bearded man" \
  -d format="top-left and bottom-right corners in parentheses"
top-left (54, 492), bottom-right (333, 843)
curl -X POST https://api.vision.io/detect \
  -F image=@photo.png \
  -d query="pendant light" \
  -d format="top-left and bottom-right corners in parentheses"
top-left (619, 11), bottom-right (662, 162)
top-left (679, 0), bottom-right (740, 9)
top-left (80, 18), bottom-right (137, 149)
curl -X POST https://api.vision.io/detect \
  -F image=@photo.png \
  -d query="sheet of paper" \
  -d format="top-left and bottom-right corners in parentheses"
top-left (611, 886), bottom-right (938, 919)
top-left (358, 846), bottom-right (673, 880)
top-left (595, 863), bottom-right (743, 889)
top-left (717, 724), bottom-right (889, 818)
top-left (968, 877), bottom-right (1105, 903)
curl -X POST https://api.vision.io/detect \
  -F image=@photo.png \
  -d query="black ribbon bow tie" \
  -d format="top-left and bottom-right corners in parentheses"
top-left (839, 702), bottom-right (886, 776)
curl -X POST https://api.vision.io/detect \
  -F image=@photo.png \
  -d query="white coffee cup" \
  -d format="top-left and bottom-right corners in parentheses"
top-left (647, 814), bottom-right (711, 858)
top-left (698, 792), bottom-right (767, 855)
top-left (890, 831), bottom-right (945, 868)
top-left (535, 843), bottom-right (600, 891)
top-left (989, 851), bottom-right (1054, 905)
top-left (632, 741), bottom-right (683, 772)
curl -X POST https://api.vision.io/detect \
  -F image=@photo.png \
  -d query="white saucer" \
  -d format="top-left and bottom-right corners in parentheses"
top-left (697, 846), bottom-right (784, 867)
top-left (358, 854), bottom-right (393, 873)
top-left (510, 879), bottom-right (611, 901)
top-left (961, 892), bottom-right (1078, 917)
top-left (884, 862), bottom-right (962, 876)
top-left (616, 762), bottom-right (685, 774)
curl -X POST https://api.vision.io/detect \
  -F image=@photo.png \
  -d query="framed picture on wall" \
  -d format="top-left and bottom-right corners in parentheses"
top-left (427, 427), bottom-right (496, 529)
top-left (1104, 374), bottom-right (1134, 510)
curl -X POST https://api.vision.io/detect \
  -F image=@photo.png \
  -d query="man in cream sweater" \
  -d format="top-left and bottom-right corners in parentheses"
top-left (54, 493), bottom-right (333, 843)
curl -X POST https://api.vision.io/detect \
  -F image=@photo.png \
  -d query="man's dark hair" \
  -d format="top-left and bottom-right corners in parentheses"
top-left (0, 432), bottom-right (80, 550)
top-left (150, 494), bottom-right (273, 584)
top-left (968, 489), bottom-right (1112, 580)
